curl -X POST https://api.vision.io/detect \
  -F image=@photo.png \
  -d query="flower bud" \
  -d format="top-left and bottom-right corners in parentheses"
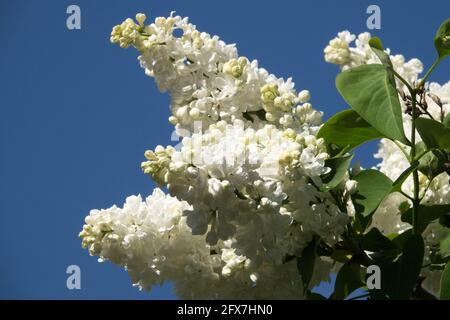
top-left (297, 90), bottom-right (311, 103)
top-left (345, 179), bottom-right (358, 194)
top-left (135, 13), bottom-right (146, 26)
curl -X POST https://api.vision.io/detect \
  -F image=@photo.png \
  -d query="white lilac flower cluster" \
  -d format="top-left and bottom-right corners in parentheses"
top-left (80, 13), bottom-right (352, 298)
top-left (324, 31), bottom-right (424, 84)
top-left (80, 188), bottom-right (331, 299)
top-left (142, 119), bottom-right (349, 265)
top-left (325, 31), bottom-right (450, 295)
top-left (111, 12), bottom-right (321, 137)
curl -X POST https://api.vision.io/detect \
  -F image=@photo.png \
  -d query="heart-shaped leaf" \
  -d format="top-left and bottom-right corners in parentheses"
top-left (336, 64), bottom-right (408, 144)
top-left (318, 109), bottom-right (384, 156)
top-left (352, 169), bottom-right (393, 231)
top-left (352, 169), bottom-right (393, 217)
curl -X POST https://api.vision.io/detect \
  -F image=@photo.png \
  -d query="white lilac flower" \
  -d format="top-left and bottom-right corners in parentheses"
top-left (111, 12), bottom-right (322, 136)
top-left (324, 31), bottom-right (355, 66)
top-left (82, 16), bottom-right (450, 298)
top-left (324, 31), bottom-right (423, 83)
top-left (80, 13), bottom-right (351, 299)
top-left (142, 119), bottom-right (347, 266)
top-left (80, 188), bottom-right (332, 299)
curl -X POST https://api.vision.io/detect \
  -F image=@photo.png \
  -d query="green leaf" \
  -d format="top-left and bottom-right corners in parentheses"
top-left (401, 204), bottom-right (450, 234)
top-left (320, 154), bottom-right (354, 191)
top-left (441, 261), bottom-right (450, 299)
top-left (371, 234), bottom-right (424, 299)
top-left (317, 109), bottom-right (384, 156)
top-left (444, 113), bottom-right (450, 128)
top-left (389, 229), bottom-right (412, 250)
top-left (352, 170), bottom-right (393, 230)
top-left (437, 225), bottom-right (450, 259)
top-left (434, 18), bottom-right (450, 58)
top-left (336, 64), bottom-right (408, 144)
top-left (369, 249), bottom-right (402, 266)
top-left (370, 230), bottom-right (414, 265)
top-left (416, 141), bottom-right (447, 179)
top-left (391, 163), bottom-right (419, 193)
top-left (395, 234), bottom-right (424, 299)
top-left (331, 263), bottom-right (365, 300)
top-left (370, 230), bottom-right (414, 264)
top-left (398, 201), bottom-right (411, 214)
top-left (297, 238), bottom-right (317, 290)
top-left (369, 37), bottom-right (394, 70)
top-left (368, 37), bottom-right (403, 106)
top-left (391, 161), bottom-right (419, 193)
top-left (361, 229), bottom-right (401, 265)
top-left (359, 228), bottom-right (397, 252)
top-left (369, 37), bottom-right (384, 51)
top-left (416, 117), bottom-right (450, 152)
top-left (352, 170), bottom-right (393, 217)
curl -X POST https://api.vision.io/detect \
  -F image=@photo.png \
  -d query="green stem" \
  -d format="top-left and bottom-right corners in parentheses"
top-left (410, 89), bottom-right (420, 235)
top-left (392, 70), bottom-right (414, 93)
top-left (418, 58), bottom-right (442, 89)
top-left (399, 190), bottom-right (414, 202)
top-left (395, 57), bottom-right (444, 235)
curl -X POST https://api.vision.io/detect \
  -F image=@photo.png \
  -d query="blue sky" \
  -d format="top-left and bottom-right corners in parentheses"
top-left (1, 0), bottom-right (449, 299)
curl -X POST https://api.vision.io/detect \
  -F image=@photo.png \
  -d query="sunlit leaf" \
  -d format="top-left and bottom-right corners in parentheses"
top-left (317, 109), bottom-right (383, 156)
top-left (416, 117), bottom-right (450, 152)
top-left (336, 64), bottom-right (408, 144)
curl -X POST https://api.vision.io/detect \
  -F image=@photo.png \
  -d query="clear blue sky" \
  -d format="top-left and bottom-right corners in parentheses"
top-left (1, 0), bottom-right (449, 299)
